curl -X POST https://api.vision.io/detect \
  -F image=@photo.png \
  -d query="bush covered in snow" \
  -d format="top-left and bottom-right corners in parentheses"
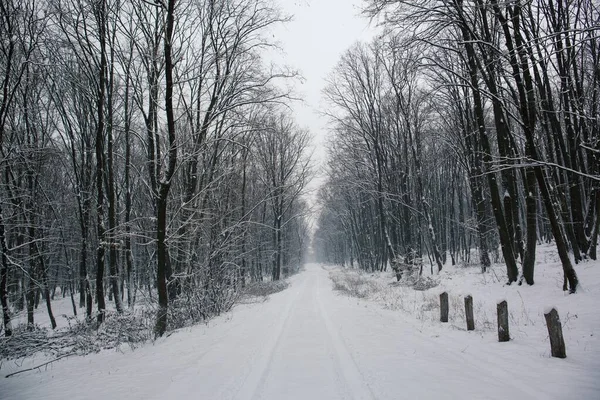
top-left (241, 280), bottom-right (290, 299)
top-left (330, 270), bottom-right (380, 299)
top-left (0, 310), bottom-right (153, 360)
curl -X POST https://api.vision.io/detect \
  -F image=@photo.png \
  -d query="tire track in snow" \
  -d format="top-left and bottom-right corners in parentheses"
top-left (308, 273), bottom-right (354, 400)
top-left (234, 274), bottom-right (308, 400)
top-left (315, 268), bottom-right (377, 400)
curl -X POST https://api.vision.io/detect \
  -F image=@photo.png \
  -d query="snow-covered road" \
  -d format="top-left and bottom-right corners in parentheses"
top-left (2, 264), bottom-right (597, 399)
top-left (233, 264), bottom-right (375, 400)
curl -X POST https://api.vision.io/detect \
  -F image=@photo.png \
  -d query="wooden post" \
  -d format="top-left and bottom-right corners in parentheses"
top-left (544, 308), bottom-right (566, 358)
top-left (497, 300), bottom-right (509, 342)
top-left (464, 295), bottom-right (474, 331)
top-left (440, 292), bottom-right (449, 322)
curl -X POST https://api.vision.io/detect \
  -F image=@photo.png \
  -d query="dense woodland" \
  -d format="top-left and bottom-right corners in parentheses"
top-left (1, 0), bottom-right (599, 346)
top-left (0, 0), bottom-right (312, 338)
top-left (314, 0), bottom-right (599, 290)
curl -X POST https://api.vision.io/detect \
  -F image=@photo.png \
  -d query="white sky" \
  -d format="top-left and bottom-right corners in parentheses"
top-left (267, 0), bottom-right (379, 210)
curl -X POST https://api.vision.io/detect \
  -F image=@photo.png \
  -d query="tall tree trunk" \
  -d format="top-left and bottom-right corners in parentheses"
top-left (75, 135), bottom-right (93, 317)
top-left (106, 38), bottom-right (123, 314)
top-left (155, 0), bottom-right (178, 337)
top-left (0, 205), bottom-right (11, 336)
top-left (39, 244), bottom-right (57, 330)
top-left (26, 270), bottom-right (35, 329)
top-left (94, 0), bottom-right (108, 324)
top-left (124, 51), bottom-right (134, 308)
top-left (240, 147), bottom-right (248, 287)
top-left (272, 197), bottom-right (282, 281)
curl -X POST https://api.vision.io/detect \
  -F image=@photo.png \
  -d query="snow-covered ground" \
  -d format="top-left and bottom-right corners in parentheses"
top-left (1, 247), bottom-right (599, 399)
top-left (330, 245), bottom-right (599, 359)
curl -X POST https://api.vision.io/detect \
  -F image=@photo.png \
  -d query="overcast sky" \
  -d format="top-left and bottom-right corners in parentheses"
top-left (267, 0), bottom-right (378, 207)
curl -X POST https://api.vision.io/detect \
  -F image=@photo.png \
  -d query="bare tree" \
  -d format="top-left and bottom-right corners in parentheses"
top-left (254, 112), bottom-right (312, 281)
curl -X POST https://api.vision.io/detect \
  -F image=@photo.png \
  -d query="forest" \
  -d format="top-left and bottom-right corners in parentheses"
top-left (1, 0), bottom-right (599, 397)
top-left (1, 0), bottom-right (599, 350)
top-left (314, 0), bottom-right (599, 292)
top-left (0, 0), bottom-right (312, 339)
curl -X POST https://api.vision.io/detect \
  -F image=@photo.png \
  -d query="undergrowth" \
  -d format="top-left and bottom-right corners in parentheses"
top-left (329, 267), bottom-right (498, 332)
top-left (0, 310), bottom-right (153, 361)
top-left (1, 279), bottom-right (291, 362)
top-left (241, 280), bottom-right (289, 299)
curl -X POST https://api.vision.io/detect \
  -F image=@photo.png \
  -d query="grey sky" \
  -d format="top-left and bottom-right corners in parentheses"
top-left (268, 0), bottom-right (378, 207)
top-left (271, 1), bottom-right (377, 162)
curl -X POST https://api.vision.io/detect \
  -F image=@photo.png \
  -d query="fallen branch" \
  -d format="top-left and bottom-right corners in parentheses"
top-left (5, 353), bottom-right (75, 378)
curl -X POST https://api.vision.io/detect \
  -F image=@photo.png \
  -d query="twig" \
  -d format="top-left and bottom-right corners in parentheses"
top-left (5, 353), bottom-right (75, 378)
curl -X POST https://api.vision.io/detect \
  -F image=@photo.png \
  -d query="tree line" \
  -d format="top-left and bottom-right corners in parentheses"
top-left (0, 0), bottom-right (312, 338)
top-left (314, 0), bottom-right (599, 291)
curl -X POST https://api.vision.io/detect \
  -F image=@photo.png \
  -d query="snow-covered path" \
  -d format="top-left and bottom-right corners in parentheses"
top-left (2, 264), bottom-right (598, 399)
top-left (233, 264), bottom-right (375, 400)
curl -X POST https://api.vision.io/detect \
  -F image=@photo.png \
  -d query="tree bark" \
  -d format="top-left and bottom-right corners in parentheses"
top-left (0, 206), bottom-right (12, 336)
top-left (105, 36), bottom-right (123, 313)
top-left (155, 0), bottom-right (178, 337)
top-left (94, 0), bottom-right (108, 324)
